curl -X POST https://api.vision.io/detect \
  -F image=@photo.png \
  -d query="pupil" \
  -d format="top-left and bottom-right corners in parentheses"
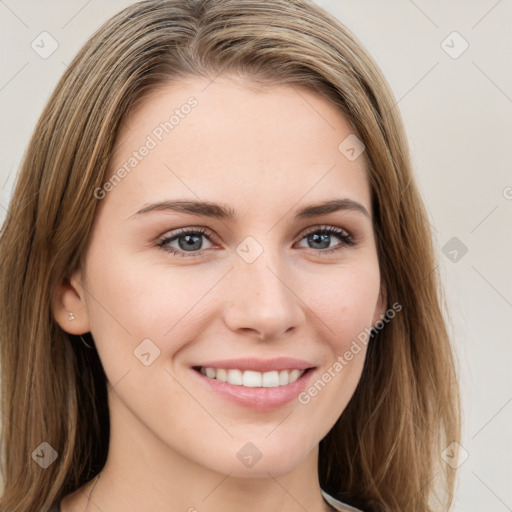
top-left (179, 234), bottom-right (202, 251)
top-left (309, 233), bottom-right (330, 249)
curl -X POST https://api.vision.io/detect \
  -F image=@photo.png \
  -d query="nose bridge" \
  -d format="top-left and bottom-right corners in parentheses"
top-left (223, 240), bottom-right (303, 339)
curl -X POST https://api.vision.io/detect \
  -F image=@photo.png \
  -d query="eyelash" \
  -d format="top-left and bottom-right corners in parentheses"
top-left (155, 225), bottom-right (356, 258)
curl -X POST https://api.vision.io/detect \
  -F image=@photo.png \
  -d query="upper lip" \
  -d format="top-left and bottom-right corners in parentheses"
top-left (192, 357), bottom-right (316, 372)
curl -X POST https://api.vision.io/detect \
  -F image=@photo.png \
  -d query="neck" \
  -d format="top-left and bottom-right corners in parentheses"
top-left (69, 388), bottom-right (333, 512)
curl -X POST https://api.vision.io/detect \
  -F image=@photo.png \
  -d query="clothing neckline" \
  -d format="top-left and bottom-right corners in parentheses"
top-left (321, 489), bottom-right (364, 511)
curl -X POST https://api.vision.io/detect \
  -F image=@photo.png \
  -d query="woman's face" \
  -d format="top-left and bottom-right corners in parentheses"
top-left (65, 75), bottom-right (385, 478)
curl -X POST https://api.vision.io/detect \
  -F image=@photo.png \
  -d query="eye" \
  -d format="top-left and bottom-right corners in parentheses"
top-left (156, 225), bottom-right (355, 258)
top-left (295, 225), bottom-right (355, 253)
top-left (156, 227), bottom-right (214, 257)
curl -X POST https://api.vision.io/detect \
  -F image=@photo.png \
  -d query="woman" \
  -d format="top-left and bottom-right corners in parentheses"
top-left (0, 1), bottom-right (460, 511)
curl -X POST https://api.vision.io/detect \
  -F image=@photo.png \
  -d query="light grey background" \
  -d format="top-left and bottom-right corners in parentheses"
top-left (1, 1), bottom-right (511, 511)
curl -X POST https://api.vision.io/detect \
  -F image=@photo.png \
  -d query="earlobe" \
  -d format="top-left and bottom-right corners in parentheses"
top-left (52, 273), bottom-right (91, 335)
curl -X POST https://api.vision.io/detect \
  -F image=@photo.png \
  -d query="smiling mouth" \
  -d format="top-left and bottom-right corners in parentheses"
top-left (193, 366), bottom-right (314, 388)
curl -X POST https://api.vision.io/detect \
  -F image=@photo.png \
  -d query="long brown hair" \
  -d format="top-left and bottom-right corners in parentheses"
top-left (0, 1), bottom-right (460, 510)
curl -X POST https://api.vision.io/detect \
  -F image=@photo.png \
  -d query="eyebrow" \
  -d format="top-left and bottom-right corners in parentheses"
top-left (131, 198), bottom-right (370, 221)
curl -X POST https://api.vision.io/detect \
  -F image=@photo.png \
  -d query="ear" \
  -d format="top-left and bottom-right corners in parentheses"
top-left (52, 271), bottom-right (91, 335)
top-left (371, 282), bottom-right (387, 327)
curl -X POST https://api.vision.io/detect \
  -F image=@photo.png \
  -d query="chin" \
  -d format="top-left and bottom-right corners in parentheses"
top-left (197, 436), bottom-right (316, 478)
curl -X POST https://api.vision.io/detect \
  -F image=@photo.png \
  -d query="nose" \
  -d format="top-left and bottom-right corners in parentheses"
top-left (222, 249), bottom-right (305, 341)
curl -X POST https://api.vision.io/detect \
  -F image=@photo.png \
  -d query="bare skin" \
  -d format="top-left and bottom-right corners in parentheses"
top-left (54, 75), bottom-right (385, 512)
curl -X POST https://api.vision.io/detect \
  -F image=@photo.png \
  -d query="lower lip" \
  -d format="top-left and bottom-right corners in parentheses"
top-left (191, 368), bottom-right (316, 411)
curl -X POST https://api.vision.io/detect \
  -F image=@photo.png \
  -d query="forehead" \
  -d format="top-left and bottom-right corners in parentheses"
top-left (104, 75), bottom-right (371, 217)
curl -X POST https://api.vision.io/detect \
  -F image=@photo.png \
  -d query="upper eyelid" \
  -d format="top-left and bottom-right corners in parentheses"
top-left (158, 226), bottom-right (216, 242)
top-left (299, 224), bottom-right (351, 237)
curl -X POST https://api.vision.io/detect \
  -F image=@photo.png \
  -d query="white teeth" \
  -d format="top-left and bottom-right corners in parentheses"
top-left (199, 367), bottom-right (306, 387)
top-left (243, 370), bottom-right (262, 387)
top-left (289, 369), bottom-right (302, 384)
top-left (216, 368), bottom-right (228, 382)
top-left (262, 371), bottom-right (279, 387)
top-left (227, 369), bottom-right (243, 386)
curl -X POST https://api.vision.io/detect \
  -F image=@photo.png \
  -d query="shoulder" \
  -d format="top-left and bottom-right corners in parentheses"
top-left (322, 489), bottom-right (365, 512)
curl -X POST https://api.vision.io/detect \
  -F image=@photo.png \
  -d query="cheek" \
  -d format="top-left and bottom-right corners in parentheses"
top-left (298, 259), bottom-right (381, 351)
top-left (291, 263), bottom-right (380, 437)
top-left (82, 250), bottom-right (223, 368)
